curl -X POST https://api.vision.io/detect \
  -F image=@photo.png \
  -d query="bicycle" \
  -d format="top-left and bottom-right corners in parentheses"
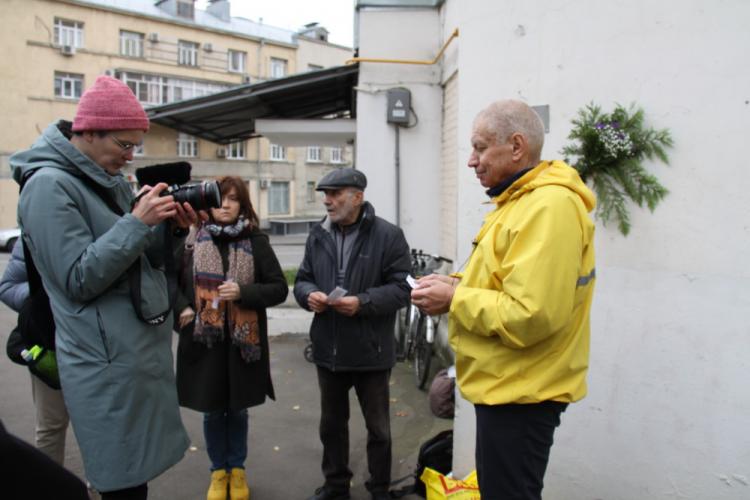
top-left (395, 249), bottom-right (453, 389)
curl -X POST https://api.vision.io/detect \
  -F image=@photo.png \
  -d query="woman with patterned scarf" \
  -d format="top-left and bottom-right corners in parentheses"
top-left (174, 176), bottom-right (288, 500)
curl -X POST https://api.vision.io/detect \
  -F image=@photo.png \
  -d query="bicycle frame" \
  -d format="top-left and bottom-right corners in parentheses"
top-left (395, 248), bottom-right (453, 389)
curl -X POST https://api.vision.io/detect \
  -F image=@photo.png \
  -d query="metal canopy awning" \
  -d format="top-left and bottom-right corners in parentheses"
top-left (147, 64), bottom-right (359, 145)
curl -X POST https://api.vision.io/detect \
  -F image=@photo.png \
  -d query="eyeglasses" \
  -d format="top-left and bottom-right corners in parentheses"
top-left (109, 134), bottom-right (141, 152)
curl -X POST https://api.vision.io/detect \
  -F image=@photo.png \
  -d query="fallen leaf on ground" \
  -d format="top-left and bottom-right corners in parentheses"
top-left (292, 405), bottom-right (300, 411)
top-left (395, 411), bottom-right (409, 417)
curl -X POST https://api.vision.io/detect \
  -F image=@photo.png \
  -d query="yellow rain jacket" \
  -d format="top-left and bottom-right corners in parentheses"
top-left (449, 160), bottom-right (596, 405)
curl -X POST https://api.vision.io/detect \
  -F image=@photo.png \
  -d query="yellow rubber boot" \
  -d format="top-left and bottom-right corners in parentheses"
top-left (207, 469), bottom-right (229, 500)
top-left (229, 468), bottom-right (250, 500)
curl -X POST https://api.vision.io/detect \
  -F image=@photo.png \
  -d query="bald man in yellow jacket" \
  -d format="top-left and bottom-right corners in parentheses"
top-left (412, 99), bottom-right (596, 500)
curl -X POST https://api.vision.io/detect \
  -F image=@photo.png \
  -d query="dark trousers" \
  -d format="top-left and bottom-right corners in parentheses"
top-left (100, 484), bottom-right (148, 500)
top-left (316, 366), bottom-right (392, 494)
top-left (204, 408), bottom-right (249, 471)
top-left (475, 401), bottom-right (567, 500)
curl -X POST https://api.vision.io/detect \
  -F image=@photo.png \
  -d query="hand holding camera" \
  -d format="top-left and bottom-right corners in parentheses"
top-left (132, 162), bottom-right (220, 227)
top-left (131, 182), bottom-right (178, 227)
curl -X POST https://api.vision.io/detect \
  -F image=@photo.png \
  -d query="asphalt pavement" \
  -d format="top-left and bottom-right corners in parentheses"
top-left (0, 239), bottom-right (452, 500)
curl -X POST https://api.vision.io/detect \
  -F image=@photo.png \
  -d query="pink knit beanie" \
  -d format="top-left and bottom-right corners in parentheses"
top-left (72, 75), bottom-right (150, 132)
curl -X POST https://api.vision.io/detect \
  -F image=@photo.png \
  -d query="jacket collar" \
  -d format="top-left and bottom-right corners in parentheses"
top-left (320, 201), bottom-right (375, 235)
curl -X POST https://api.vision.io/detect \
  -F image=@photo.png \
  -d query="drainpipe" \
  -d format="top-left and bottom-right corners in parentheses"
top-left (256, 38), bottom-right (265, 220)
top-left (394, 125), bottom-right (400, 227)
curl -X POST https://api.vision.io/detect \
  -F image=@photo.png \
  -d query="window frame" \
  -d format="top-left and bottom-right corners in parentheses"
top-left (177, 133), bottom-right (198, 158)
top-left (54, 18), bottom-right (84, 48)
top-left (270, 57), bottom-right (288, 78)
top-left (269, 143), bottom-right (286, 161)
top-left (177, 0), bottom-right (194, 19)
top-left (306, 181), bottom-right (316, 203)
top-left (268, 181), bottom-right (290, 215)
top-left (119, 30), bottom-right (144, 58)
top-left (306, 146), bottom-right (322, 163)
top-left (54, 71), bottom-right (84, 100)
top-left (178, 40), bottom-right (199, 66)
top-left (330, 147), bottom-right (344, 164)
top-left (227, 141), bottom-right (246, 160)
top-left (228, 49), bottom-right (246, 73)
top-left (120, 71), bottom-right (229, 106)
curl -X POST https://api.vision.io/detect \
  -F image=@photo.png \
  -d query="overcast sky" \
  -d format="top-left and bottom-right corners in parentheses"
top-left (195, 0), bottom-right (356, 47)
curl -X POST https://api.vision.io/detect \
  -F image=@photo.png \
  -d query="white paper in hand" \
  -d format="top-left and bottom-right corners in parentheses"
top-left (326, 286), bottom-right (348, 303)
top-left (406, 275), bottom-right (419, 289)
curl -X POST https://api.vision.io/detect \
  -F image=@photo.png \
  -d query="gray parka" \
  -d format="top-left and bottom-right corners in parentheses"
top-left (0, 239), bottom-right (28, 312)
top-left (9, 122), bottom-right (188, 491)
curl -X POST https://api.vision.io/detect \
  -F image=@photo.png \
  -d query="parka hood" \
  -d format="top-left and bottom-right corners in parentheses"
top-left (10, 121), bottom-right (121, 189)
top-left (495, 160), bottom-right (596, 213)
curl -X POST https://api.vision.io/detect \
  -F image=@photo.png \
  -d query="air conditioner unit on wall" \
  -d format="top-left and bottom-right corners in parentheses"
top-left (216, 147), bottom-right (227, 158)
top-left (259, 179), bottom-right (269, 190)
top-left (203, 43), bottom-right (213, 52)
top-left (148, 33), bottom-right (159, 43)
top-left (60, 44), bottom-right (75, 56)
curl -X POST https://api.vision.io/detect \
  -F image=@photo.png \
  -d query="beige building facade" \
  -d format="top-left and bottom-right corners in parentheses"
top-left (0, 0), bottom-right (353, 229)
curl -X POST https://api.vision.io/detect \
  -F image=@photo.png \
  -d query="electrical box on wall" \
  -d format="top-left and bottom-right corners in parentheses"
top-left (386, 88), bottom-right (411, 125)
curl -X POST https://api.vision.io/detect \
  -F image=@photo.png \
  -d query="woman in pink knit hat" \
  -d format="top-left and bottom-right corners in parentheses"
top-left (9, 75), bottom-right (199, 499)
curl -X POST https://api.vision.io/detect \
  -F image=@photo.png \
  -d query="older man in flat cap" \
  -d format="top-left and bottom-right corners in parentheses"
top-left (294, 168), bottom-right (412, 500)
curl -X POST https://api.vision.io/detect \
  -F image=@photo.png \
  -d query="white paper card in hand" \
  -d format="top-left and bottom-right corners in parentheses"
top-left (326, 286), bottom-right (348, 303)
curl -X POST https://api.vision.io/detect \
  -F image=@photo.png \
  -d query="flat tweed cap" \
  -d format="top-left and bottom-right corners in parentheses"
top-left (316, 168), bottom-right (367, 191)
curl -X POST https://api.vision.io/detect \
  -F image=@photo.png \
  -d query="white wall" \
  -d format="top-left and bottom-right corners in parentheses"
top-left (355, 7), bottom-right (443, 247)
top-left (296, 36), bottom-right (352, 71)
top-left (444, 1), bottom-right (750, 498)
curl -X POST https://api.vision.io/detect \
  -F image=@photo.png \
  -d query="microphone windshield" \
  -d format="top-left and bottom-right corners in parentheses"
top-left (135, 162), bottom-right (192, 187)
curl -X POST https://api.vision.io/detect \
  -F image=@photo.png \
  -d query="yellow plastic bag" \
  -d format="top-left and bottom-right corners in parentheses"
top-left (420, 467), bottom-right (481, 500)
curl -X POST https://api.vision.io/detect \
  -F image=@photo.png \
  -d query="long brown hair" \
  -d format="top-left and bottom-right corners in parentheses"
top-left (217, 176), bottom-right (259, 228)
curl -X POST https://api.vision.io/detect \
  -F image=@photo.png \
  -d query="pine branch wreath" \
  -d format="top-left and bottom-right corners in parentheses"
top-left (561, 103), bottom-right (673, 235)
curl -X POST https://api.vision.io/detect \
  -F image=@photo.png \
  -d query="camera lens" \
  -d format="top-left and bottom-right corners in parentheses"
top-left (169, 181), bottom-right (222, 211)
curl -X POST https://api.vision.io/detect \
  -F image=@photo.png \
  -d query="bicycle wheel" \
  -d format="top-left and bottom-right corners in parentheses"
top-left (414, 315), bottom-right (433, 390)
top-left (395, 307), bottom-right (409, 361)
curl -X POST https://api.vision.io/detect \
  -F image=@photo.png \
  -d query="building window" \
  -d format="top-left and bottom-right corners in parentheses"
top-left (270, 58), bottom-right (287, 78)
top-left (270, 143), bottom-right (286, 161)
top-left (54, 72), bottom-right (83, 99)
top-left (54, 18), bottom-right (84, 48)
top-left (178, 40), bottom-right (199, 66)
top-left (177, 133), bottom-right (198, 157)
top-left (269, 181), bottom-right (290, 215)
top-left (120, 30), bottom-right (144, 58)
top-left (119, 72), bottom-right (229, 105)
top-left (330, 147), bottom-right (344, 164)
top-left (307, 181), bottom-right (316, 203)
top-left (177, 0), bottom-right (195, 19)
top-left (228, 50), bottom-right (246, 73)
top-left (308, 64), bottom-right (323, 72)
top-left (307, 146), bottom-right (322, 163)
top-left (227, 141), bottom-right (245, 160)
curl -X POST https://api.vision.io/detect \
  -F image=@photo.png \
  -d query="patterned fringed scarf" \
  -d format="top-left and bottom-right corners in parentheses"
top-left (192, 220), bottom-right (261, 363)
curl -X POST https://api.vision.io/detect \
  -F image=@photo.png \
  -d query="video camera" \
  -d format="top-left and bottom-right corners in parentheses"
top-left (134, 162), bottom-right (221, 211)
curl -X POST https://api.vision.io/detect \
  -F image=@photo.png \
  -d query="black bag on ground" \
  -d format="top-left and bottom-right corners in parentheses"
top-left (391, 429), bottom-right (453, 498)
